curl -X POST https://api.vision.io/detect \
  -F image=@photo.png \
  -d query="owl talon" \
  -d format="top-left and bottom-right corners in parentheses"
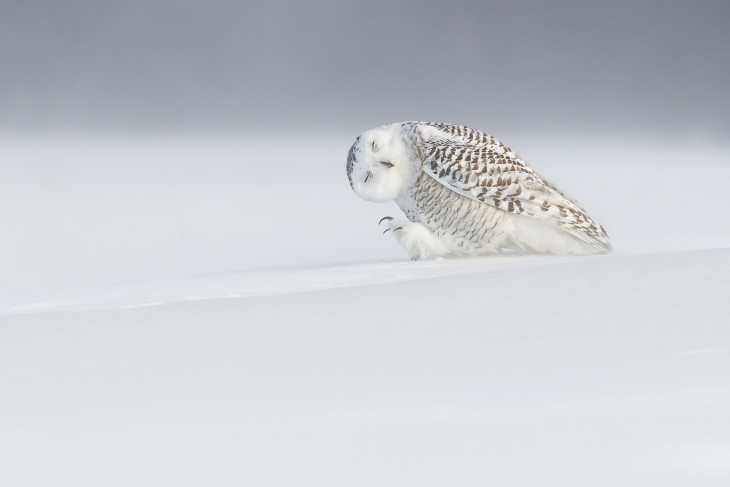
top-left (379, 216), bottom-right (393, 225)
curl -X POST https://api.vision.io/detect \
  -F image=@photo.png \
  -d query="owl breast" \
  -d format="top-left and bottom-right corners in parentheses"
top-left (396, 172), bottom-right (509, 254)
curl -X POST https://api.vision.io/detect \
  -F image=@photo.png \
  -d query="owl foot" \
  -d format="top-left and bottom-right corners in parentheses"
top-left (378, 216), bottom-right (403, 233)
top-left (378, 217), bottom-right (449, 260)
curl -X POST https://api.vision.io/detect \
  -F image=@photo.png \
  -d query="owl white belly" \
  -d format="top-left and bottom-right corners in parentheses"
top-left (396, 172), bottom-right (511, 255)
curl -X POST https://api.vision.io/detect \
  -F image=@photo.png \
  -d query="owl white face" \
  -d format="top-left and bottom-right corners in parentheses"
top-left (346, 123), bottom-right (413, 203)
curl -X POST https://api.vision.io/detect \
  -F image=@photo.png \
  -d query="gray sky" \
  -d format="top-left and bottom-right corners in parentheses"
top-left (2, 0), bottom-right (729, 132)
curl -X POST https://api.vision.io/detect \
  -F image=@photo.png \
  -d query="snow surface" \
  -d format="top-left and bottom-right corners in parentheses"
top-left (1, 132), bottom-right (730, 486)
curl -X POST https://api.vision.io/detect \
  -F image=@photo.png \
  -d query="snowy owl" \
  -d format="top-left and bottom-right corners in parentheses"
top-left (346, 121), bottom-right (611, 259)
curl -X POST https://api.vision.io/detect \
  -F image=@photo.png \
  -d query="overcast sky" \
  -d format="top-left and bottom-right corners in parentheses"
top-left (1, 0), bottom-right (728, 133)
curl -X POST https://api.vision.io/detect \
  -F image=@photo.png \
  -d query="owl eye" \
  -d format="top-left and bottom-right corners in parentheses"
top-left (371, 141), bottom-right (379, 152)
top-left (379, 161), bottom-right (394, 168)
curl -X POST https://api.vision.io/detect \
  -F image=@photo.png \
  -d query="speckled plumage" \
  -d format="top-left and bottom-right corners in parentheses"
top-left (346, 121), bottom-right (611, 259)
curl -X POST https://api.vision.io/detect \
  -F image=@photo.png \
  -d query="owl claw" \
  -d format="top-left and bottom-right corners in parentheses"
top-left (379, 216), bottom-right (393, 225)
top-left (383, 225), bottom-right (404, 234)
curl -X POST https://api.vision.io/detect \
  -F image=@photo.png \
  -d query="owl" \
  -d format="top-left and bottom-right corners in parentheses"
top-left (346, 122), bottom-right (611, 259)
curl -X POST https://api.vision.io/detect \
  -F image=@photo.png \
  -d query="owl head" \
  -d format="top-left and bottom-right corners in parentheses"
top-left (345, 123), bottom-right (415, 203)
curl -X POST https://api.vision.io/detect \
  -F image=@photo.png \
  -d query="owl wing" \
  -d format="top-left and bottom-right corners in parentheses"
top-left (416, 122), bottom-right (611, 252)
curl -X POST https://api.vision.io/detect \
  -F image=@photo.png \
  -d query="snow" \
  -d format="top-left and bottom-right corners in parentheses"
top-left (1, 132), bottom-right (730, 486)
